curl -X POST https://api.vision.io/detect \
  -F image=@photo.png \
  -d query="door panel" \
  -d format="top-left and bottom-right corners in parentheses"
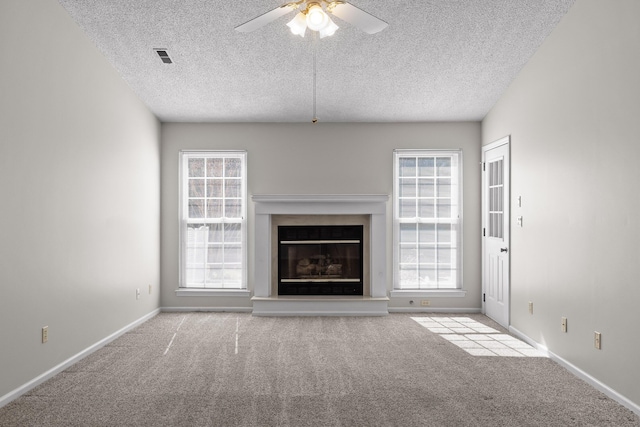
top-left (482, 137), bottom-right (510, 328)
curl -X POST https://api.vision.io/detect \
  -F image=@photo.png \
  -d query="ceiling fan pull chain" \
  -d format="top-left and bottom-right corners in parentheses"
top-left (312, 31), bottom-right (318, 123)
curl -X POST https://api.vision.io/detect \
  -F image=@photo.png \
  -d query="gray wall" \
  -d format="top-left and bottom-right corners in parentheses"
top-left (482, 0), bottom-right (640, 408)
top-left (0, 0), bottom-right (161, 398)
top-left (161, 123), bottom-right (482, 310)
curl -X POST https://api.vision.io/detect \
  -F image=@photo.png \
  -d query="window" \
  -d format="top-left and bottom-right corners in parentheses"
top-left (393, 150), bottom-right (462, 290)
top-left (487, 158), bottom-right (504, 239)
top-left (179, 151), bottom-right (247, 289)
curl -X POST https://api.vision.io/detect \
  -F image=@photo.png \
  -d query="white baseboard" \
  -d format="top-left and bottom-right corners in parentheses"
top-left (0, 308), bottom-right (160, 409)
top-left (161, 307), bottom-right (253, 313)
top-left (509, 325), bottom-right (640, 417)
top-left (388, 307), bottom-right (482, 313)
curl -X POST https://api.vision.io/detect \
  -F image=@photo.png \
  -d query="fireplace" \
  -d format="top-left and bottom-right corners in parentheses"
top-left (278, 225), bottom-right (364, 295)
top-left (251, 194), bottom-right (389, 316)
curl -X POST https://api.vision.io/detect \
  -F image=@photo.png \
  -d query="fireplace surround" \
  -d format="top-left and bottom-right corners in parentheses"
top-left (252, 194), bottom-right (389, 316)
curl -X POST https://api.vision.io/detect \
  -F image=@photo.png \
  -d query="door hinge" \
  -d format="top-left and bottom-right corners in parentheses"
top-left (483, 293), bottom-right (486, 302)
top-left (483, 228), bottom-right (486, 237)
top-left (482, 162), bottom-right (486, 171)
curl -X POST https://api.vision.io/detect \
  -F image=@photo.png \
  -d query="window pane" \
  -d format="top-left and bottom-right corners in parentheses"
top-left (437, 224), bottom-right (452, 244)
top-left (399, 158), bottom-right (416, 177)
top-left (225, 179), bottom-right (241, 197)
top-left (436, 200), bottom-right (451, 218)
top-left (206, 267), bottom-right (223, 286)
top-left (207, 158), bottom-right (223, 177)
top-left (225, 245), bottom-right (242, 263)
top-left (418, 268), bottom-right (437, 287)
top-left (223, 267), bottom-right (242, 285)
top-left (399, 265), bottom-right (418, 288)
top-left (437, 269), bottom-right (455, 288)
top-left (437, 178), bottom-right (451, 197)
top-left (206, 199), bottom-right (222, 218)
top-left (418, 224), bottom-right (435, 243)
top-left (225, 158), bottom-right (241, 177)
top-left (189, 179), bottom-right (204, 197)
top-left (419, 247), bottom-right (436, 264)
top-left (187, 225), bottom-right (207, 261)
top-left (225, 199), bottom-right (242, 218)
top-left (186, 268), bottom-right (205, 285)
top-left (224, 224), bottom-right (241, 242)
top-left (400, 246), bottom-right (417, 263)
top-left (418, 179), bottom-right (434, 197)
top-left (206, 179), bottom-right (222, 198)
top-left (418, 157), bottom-right (435, 177)
top-left (188, 158), bottom-right (205, 177)
top-left (399, 178), bottom-right (416, 197)
top-left (418, 199), bottom-right (434, 218)
top-left (207, 246), bottom-right (223, 264)
top-left (436, 157), bottom-right (451, 177)
top-left (437, 248), bottom-right (454, 264)
top-left (189, 200), bottom-right (205, 218)
top-left (399, 224), bottom-right (416, 243)
top-left (208, 224), bottom-right (222, 243)
top-left (399, 199), bottom-right (416, 218)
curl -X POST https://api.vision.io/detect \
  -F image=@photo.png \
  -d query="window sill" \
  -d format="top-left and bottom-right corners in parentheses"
top-left (390, 289), bottom-right (467, 298)
top-left (175, 288), bottom-right (251, 297)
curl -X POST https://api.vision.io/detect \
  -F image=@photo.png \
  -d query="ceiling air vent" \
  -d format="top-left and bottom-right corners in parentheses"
top-left (154, 48), bottom-right (173, 64)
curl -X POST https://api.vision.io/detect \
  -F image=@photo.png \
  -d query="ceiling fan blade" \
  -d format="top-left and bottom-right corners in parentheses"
top-left (329, 2), bottom-right (388, 34)
top-left (235, 4), bottom-right (297, 33)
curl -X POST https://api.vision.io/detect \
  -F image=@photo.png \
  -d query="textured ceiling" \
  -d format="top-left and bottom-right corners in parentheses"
top-left (57, 0), bottom-right (575, 123)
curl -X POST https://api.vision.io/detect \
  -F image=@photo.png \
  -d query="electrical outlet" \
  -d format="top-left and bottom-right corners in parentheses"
top-left (136, 288), bottom-right (141, 300)
top-left (42, 326), bottom-right (48, 343)
top-left (594, 332), bottom-right (602, 350)
top-left (528, 302), bottom-right (533, 314)
top-left (561, 317), bottom-right (567, 333)
top-left (420, 299), bottom-right (430, 307)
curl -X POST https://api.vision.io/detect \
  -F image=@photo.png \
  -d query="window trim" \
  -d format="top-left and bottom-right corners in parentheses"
top-left (178, 150), bottom-right (248, 291)
top-left (392, 149), bottom-right (464, 292)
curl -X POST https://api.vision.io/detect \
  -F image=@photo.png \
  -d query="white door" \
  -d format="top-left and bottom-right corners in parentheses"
top-left (482, 136), bottom-right (510, 328)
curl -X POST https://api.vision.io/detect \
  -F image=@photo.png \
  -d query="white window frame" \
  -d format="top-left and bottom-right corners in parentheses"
top-left (391, 149), bottom-right (465, 298)
top-left (177, 150), bottom-right (249, 297)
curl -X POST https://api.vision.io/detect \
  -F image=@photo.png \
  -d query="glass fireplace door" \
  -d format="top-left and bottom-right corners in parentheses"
top-left (278, 225), bottom-right (363, 295)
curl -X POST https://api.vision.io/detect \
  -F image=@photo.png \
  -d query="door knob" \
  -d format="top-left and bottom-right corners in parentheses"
top-left (500, 248), bottom-right (508, 253)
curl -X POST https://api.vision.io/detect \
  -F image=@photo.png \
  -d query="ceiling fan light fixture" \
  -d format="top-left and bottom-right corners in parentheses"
top-left (305, 3), bottom-right (330, 31)
top-left (319, 17), bottom-right (339, 38)
top-left (286, 12), bottom-right (308, 37)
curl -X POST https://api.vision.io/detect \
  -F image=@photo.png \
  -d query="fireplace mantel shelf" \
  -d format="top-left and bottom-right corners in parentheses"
top-left (252, 194), bottom-right (389, 203)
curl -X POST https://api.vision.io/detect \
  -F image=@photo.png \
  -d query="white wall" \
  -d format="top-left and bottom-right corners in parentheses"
top-left (161, 123), bottom-right (481, 310)
top-left (0, 0), bottom-right (160, 399)
top-left (482, 0), bottom-right (640, 409)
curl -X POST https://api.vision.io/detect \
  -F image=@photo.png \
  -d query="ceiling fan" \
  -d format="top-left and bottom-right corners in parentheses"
top-left (235, 1), bottom-right (388, 38)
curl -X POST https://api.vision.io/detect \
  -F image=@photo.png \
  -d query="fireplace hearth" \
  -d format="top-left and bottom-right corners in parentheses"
top-left (278, 225), bottom-right (363, 295)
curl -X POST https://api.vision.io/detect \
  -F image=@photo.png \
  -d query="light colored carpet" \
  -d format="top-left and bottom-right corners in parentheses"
top-left (1, 313), bottom-right (638, 426)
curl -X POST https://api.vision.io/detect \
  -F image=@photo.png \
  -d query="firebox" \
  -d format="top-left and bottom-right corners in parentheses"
top-left (278, 225), bottom-right (364, 295)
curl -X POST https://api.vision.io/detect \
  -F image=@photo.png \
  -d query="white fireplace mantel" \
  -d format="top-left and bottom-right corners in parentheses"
top-left (251, 194), bottom-right (389, 316)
